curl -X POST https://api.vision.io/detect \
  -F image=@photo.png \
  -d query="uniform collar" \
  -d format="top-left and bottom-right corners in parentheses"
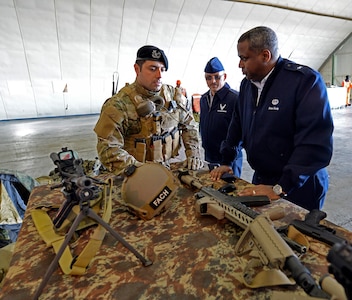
top-left (251, 68), bottom-right (274, 90)
top-left (134, 80), bottom-right (160, 97)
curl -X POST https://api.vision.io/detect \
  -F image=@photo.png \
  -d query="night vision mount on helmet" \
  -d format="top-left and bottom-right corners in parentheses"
top-left (121, 162), bottom-right (179, 220)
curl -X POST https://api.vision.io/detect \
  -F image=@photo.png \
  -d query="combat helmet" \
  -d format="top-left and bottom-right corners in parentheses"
top-left (121, 162), bottom-right (179, 220)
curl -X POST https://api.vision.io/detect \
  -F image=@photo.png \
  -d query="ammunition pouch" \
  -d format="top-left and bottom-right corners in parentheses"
top-left (134, 138), bottom-right (147, 163)
top-left (151, 135), bottom-right (163, 161)
top-left (129, 126), bottom-right (180, 163)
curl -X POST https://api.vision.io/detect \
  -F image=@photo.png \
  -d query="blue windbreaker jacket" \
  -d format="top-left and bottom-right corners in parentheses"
top-left (221, 57), bottom-right (334, 203)
top-left (200, 82), bottom-right (240, 163)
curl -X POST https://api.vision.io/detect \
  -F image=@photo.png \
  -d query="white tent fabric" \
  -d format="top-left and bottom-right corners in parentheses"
top-left (0, 0), bottom-right (351, 120)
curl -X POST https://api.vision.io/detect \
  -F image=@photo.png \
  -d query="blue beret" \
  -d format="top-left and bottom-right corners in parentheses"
top-left (204, 57), bottom-right (224, 73)
top-left (136, 45), bottom-right (168, 70)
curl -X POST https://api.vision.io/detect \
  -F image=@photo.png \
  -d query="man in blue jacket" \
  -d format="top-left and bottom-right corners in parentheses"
top-left (210, 26), bottom-right (334, 211)
top-left (200, 57), bottom-right (243, 177)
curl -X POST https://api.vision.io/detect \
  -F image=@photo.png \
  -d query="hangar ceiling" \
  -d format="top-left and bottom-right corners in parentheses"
top-left (0, 0), bottom-right (351, 120)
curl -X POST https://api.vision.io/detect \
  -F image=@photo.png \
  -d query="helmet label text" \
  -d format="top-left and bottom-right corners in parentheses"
top-left (150, 186), bottom-right (172, 209)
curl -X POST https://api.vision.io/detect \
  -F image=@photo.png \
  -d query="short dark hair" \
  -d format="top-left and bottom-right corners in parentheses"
top-left (135, 60), bottom-right (145, 69)
top-left (238, 26), bottom-right (279, 58)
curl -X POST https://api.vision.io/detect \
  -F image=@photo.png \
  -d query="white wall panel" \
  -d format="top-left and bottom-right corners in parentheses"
top-left (0, 0), bottom-right (351, 120)
top-left (34, 83), bottom-right (66, 117)
top-left (4, 80), bottom-right (37, 119)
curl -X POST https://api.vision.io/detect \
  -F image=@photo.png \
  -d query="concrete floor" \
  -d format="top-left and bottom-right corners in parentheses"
top-left (1, 107), bottom-right (351, 230)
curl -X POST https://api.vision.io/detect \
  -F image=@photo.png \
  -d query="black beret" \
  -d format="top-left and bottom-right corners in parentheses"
top-left (136, 45), bottom-right (168, 70)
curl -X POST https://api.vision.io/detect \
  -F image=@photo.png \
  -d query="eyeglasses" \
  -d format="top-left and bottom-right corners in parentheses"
top-left (205, 74), bottom-right (224, 81)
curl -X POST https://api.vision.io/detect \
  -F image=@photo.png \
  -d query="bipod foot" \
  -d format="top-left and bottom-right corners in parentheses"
top-left (32, 207), bottom-right (152, 300)
top-left (86, 208), bottom-right (152, 267)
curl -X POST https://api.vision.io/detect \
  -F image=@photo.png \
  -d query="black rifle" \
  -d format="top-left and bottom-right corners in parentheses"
top-left (178, 169), bottom-right (329, 299)
top-left (33, 148), bottom-right (152, 299)
top-left (291, 209), bottom-right (346, 246)
top-left (179, 169), bottom-right (270, 207)
top-left (327, 241), bottom-right (352, 300)
top-left (49, 148), bottom-right (102, 230)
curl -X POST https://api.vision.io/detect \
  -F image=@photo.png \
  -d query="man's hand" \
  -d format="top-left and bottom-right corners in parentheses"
top-left (238, 184), bottom-right (281, 200)
top-left (184, 157), bottom-right (204, 170)
top-left (210, 165), bottom-right (232, 181)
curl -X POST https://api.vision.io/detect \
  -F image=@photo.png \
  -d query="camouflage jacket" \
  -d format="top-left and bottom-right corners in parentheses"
top-left (94, 81), bottom-right (201, 174)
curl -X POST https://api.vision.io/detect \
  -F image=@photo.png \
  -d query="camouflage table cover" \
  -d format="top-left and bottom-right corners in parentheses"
top-left (0, 167), bottom-right (350, 300)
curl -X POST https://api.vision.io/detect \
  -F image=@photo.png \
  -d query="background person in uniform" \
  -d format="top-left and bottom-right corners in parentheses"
top-left (200, 57), bottom-right (243, 177)
top-left (175, 79), bottom-right (190, 111)
top-left (175, 79), bottom-right (187, 98)
top-left (210, 26), bottom-right (334, 211)
top-left (342, 75), bottom-right (352, 106)
top-left (94, 45), bottom-right (203, 174)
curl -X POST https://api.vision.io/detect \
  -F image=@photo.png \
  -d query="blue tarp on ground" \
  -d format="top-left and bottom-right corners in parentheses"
top-left (0, 170), bottom-right (39, 244)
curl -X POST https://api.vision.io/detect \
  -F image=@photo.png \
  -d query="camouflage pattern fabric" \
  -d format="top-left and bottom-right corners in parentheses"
top-left (0, 163), bottom-right (350, 300)
top-left (94, 81), bottom-right (202, 175)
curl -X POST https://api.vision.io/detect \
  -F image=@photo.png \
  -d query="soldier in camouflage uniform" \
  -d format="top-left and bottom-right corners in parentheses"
top-left (94, 45), bottom-right (203, 174)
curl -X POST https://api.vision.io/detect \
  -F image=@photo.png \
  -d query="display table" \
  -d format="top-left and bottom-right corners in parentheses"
top-left (0, 168), bottom-right (350, 300)
top-left (327, 87), bottom-right (346, 109)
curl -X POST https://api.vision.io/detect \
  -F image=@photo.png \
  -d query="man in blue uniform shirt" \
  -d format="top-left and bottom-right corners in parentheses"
top-left (210, 26), bottom-right (334, 211)
top-left (200, 57), bottom-right (243, 177)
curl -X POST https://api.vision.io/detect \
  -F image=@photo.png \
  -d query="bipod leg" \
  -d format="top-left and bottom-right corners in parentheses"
top-left (85, 208), bottom-right (152, 267)
top-left (32, 211), bottom-right (86, 300)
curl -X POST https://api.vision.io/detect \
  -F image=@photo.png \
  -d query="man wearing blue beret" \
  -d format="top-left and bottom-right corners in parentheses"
top-left (200, 57), bottom-right (243, 177)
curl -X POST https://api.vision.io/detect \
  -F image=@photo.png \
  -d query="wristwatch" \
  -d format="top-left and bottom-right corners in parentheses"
top-left (273, 184), bottom-right (286, 198)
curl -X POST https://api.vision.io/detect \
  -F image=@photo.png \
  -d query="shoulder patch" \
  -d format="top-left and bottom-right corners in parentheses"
top-left (284, 62), bottom-right (308, 73)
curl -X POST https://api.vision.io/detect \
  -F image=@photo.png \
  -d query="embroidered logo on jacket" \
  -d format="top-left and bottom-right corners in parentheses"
top-left (268, 98), bottom-right (280, 111)
top-left (217, 103), bottom-right (227, 113)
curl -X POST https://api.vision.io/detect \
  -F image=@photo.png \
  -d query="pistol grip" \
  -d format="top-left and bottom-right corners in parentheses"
top-left (305, 209), bottom-right (327, 225)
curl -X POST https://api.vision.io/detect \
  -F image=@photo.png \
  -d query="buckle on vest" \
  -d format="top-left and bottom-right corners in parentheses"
top-left (151, 135), bottom-right (162, 143)
top-left (170, 127), bottom-right (178, 138)
top-left (162, 132), bottom-right (171, 143)
top-left (134, 138), bottom-right (146, 147)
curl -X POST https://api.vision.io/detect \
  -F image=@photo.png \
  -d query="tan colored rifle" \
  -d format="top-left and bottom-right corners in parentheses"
top-left (178, 169), bottom-right (346, 299)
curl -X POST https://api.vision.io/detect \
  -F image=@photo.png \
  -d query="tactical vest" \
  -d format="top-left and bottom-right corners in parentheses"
top-left (123, 84), bottom-right (182, 163)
